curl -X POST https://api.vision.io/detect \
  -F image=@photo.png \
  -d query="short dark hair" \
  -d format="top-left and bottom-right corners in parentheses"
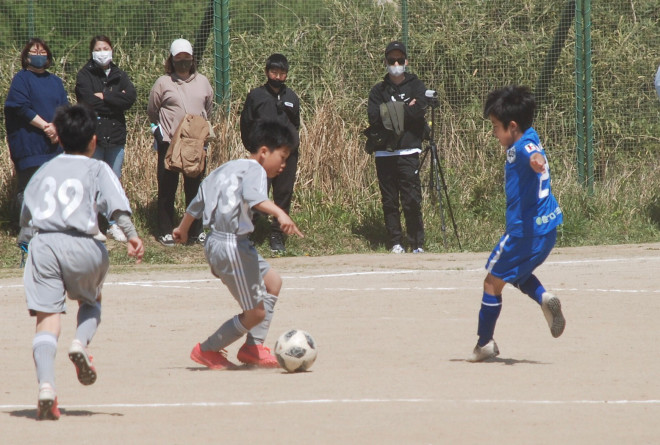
top-left (52, 104), bottom-right (98, 154)
top-left (89, 35), bottom-right (113, 54)
top-left (247, 120), bottom-right (295, 154)
top-left (265, 53), bottom-right (289, 72)
top-left (20, 37), bottom-right (53, 70)
top-left (483, 85), bottom-right (535, 131)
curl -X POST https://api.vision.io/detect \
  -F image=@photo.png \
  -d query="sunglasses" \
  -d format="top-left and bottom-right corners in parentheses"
top-left (387, 57), bottom-right (406, 65)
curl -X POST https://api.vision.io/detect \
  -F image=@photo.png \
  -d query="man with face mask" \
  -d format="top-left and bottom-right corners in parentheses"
top-left (367, 41), bottom-right (428, 254)
top-left (240, 54), bottom-right (301, 254)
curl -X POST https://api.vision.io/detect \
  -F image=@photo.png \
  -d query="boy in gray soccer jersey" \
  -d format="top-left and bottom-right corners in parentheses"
top-left (21, 104), bottom-right (144, 420)
top-left (173, 120), bottom-right (303, 369)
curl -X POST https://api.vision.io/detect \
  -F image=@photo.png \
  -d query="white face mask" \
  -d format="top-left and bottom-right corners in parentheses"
top-left (387, 64), bottom-right (405, 76)
top-left (92, 50), bottom-right (113, 67)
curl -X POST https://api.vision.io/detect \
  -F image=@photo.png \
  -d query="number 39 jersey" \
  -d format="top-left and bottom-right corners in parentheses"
top-left (20, 154), bottom-right (132, 235)
top-left (186, 159), bottom-right (268, 235)
top-left (504, 127), bottom-right (563, 237)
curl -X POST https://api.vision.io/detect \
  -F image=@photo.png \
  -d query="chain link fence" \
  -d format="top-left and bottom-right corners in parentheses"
top-left (1, 0), bottom-right (658, 245)
top-left (1, 0), bottom-right (658, 174)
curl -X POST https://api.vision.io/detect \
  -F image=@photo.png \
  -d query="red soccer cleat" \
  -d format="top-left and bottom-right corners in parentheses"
top-left (237, 343), bottom-right (279, 368)
top-left (36, 383), bottom-right (60, 421)
top-left (190, 343), bottom-right (235, 370)
top-left (68, 339), bottom-right (97, 385)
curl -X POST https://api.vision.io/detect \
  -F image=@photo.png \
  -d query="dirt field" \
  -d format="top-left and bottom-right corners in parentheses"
top-left (1, 243), bottom-right (659, 444)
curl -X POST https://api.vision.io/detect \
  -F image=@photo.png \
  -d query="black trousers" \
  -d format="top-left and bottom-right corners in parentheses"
top-left (375, 153), bottom-right (425, 249)
top-left (157, 141), bottom-right (203, 238)
top-left (268, 150), bottom-right (299, 234)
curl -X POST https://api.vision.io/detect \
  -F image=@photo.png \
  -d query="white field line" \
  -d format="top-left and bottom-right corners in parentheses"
top-left (1, 255), bottom-right (657, 292)
top-left (2, 397), bottom-right (660, 411)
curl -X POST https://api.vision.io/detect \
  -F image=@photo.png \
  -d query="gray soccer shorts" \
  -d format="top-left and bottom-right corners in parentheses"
top-left (24, 231), bottom-right (109, 315)
top-left (204, 232), bottom-right (270, 311)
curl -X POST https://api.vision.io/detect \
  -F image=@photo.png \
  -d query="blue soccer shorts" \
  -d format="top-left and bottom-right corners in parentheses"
top-left (485, 229), bottom-right (557, 285)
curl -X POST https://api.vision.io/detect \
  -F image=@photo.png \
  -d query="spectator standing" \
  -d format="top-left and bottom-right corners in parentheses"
top-left (4, 38), bottom-right (69, 247)
top-left (75, 35), bottom-right (137, 242)
top-left (148, 38), bottom-right (214, 246)
top-left (240, 53), bottom-right (300, 254)
top-left (367, 41), bottom-right (427, 253)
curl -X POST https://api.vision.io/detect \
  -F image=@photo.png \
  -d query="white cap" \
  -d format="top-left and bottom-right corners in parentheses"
top-left (170, 38), bottom-right (193, 56)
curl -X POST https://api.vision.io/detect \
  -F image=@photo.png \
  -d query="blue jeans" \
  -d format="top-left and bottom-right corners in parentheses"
top-left (93, 145), bottom-right (124, 225)
top-left (92, 145), bottom-right (124, 180)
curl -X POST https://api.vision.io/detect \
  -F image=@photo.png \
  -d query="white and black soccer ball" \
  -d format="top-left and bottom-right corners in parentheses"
top-left (274, 329), bottom-right (317, 373)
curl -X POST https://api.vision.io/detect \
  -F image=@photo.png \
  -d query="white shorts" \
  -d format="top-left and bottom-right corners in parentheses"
top-left (205, 232), bottom-right (270, 311)
top-left (24, 231), bottom-right (109, 315)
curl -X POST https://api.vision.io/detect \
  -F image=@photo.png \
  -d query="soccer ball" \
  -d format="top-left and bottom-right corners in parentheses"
top-left (274, 329), bottom-right (317, 373)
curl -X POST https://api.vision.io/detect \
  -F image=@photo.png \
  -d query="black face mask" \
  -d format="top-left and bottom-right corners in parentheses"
top-left (267, 78), bottom-right (284, 89)
top-left (173, 60), bottom-right (192, 73)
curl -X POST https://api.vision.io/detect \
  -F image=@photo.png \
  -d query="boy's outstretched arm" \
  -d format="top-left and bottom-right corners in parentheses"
top-left (127, 237), bottom-right (145, 264)
top-left (113, 211), bottom-right (144, 264)
top-left (253, 200), bottom-right (304, 238)
top-left (530, 152), bottom-right (547, 174)
top-left (173, 213), bottom-right (196, 244)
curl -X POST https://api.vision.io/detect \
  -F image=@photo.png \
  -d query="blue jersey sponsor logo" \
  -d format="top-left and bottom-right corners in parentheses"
top-left (535, 206), bottom-right (562, 226)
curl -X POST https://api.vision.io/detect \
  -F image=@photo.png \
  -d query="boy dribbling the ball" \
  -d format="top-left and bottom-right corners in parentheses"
top-left (173, 120), bottom-right (303, 369)
top-left (21, 104), bottom-right (144, 420)
top-left (468, 85), bottom-right (565, 362)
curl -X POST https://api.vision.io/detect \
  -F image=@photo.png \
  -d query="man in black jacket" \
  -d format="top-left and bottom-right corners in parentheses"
top-left (367, 41), bottom-right (427, 253)
top-left (240, 53), bottom-right (300, 254)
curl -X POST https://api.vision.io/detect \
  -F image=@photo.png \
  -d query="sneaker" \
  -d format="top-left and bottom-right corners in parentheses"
top-left (190, 343), bottom-right (235, 370)
top-left (270, 232), bottom-right (286, 254)
top-left (468, 339), bottom-right (500, 362)
top-left (158, 234), bottom-right (175, 246)
top-left (68, 339), bottom-right (97, 385)
top-left (107, 223), bottom-right (127, 242)
top-left (541, 292), bottom-right (566, 338)
top-left (93, 232), bottom-right (107, 242)
top-left (412, 247), bottom-right (425, 254)
top-left (237, 343), bottom-right (280, 368)
top-left (390, 244), bottom-right (405, 254)
top-left (36, 383), bottom-right (60, 421)
top-left (197, 232), bottom-right (207, 245)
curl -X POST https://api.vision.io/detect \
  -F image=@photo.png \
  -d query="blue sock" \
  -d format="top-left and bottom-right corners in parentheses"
top-left (516, 275), bottom-right (545, 305)
top-left (477, 292), bottom-right (502, 347)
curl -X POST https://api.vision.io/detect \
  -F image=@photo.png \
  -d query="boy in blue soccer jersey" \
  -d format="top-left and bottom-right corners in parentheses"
top-left (173, 120), bottom-right (303, 369)
top-left (468, 85), bottom-right (566, 362)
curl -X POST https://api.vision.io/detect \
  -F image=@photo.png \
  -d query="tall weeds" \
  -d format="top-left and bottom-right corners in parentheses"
top-left (0, 0), bottom-right (658, 264)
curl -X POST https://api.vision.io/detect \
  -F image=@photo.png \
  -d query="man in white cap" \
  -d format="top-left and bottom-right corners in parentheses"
top-left (148, 38), bottom-right (214, 246)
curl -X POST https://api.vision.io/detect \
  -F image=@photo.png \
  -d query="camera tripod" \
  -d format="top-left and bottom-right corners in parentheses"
top-left (418, 91), bottom-right (461, 249)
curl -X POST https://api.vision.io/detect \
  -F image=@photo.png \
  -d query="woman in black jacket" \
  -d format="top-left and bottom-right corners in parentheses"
top-left (75, 35), bottom-right (137, 241)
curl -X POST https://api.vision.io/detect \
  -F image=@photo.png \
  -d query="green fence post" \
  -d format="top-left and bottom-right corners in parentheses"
top-left (213, 0), bottom-right (231, 110)
top-left (575, 0), bottom-right (585, 186)
top-left (28, 0), bottom-right (35, 38)
top-left (584, 0), bottom-right (594, 194)
top-left (401, 0), bottom-right (408, 49)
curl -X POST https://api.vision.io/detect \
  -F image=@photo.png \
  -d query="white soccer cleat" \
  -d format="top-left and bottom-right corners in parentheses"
top-left (541, 292), bottom-right (565, 338)
top-left (107, 224), bottom-right (127, 242)
top-left (390, 244), bottom-right (405, 254)
top-left (468, 339), bottom-right (500, 362)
